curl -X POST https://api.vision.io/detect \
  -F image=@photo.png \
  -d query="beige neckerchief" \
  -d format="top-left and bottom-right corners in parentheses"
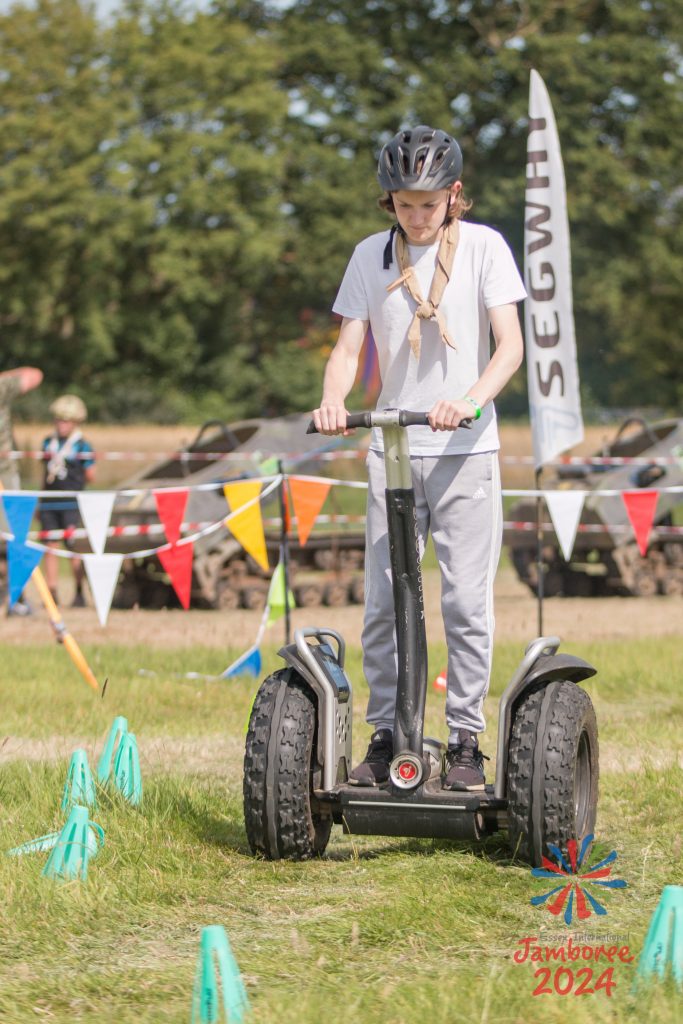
top-left (386, 219), bottom-right (460, 358)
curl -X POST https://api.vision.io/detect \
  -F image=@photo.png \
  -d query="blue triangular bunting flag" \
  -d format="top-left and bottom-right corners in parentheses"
top-left (7, 540), bottom-right (43, 605)
top-left (2, 495), bottom-right (38, 544)
top-left (221, 646), bottom-right (262, 679)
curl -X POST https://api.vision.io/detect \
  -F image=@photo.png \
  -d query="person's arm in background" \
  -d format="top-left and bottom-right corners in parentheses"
top-left (312, 317), bottom-right (369, 435)
top-left (0, 367), bottom-right (43, 394)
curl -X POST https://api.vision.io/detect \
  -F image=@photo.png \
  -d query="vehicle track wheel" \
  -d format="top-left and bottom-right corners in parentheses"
top-left (243, 669), bottom-right (332, 860)
top-left (507, 680), bottom-right (599, 866)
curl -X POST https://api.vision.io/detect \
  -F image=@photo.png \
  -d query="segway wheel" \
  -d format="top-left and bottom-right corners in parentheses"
top-left (243, 669), bottom-right (332, 860)
top-left (507, 680), bottom-right (599, 867)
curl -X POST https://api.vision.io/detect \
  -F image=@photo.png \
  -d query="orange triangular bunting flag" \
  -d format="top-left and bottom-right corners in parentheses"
top-left (154, 489), bottom-right (189, 545)
top-left (288, 478), bottom-right (331, 547)
top-left (622, 490), bottom-right (659, 556)
top-left (158, 542), bottom-right (194, 609)
top-left (223, 481), bottom-right (269, 571)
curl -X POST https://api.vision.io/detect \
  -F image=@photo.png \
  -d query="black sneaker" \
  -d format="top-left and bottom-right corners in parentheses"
top-left (71, 591), bottom-right (86, 609)
top-left (443, 730), bottom-right (488, 791)
top-left (348, 729), bottom-right (394, 787)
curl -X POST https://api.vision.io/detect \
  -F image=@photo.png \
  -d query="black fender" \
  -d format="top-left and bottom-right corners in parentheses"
top-left (494, 643), bottom-right (596, 800)
top-left (278, 646), bottom-right (328, 767)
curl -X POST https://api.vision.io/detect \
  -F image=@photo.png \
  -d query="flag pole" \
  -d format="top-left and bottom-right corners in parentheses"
top-left (277, 461), bottom-right (291, 645)
top-left (535, 467), bottom-right (544, 636)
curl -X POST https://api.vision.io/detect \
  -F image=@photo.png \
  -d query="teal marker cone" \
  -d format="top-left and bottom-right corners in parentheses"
top-left (113, 732), bottom-right (143, 806)
top-left (9, 822), bottom-right (104, 859)
top-left (7, 831), bottom-right (61, 856)
top-left (41, 805), bottom-right (105, 881)
top-left (61, 749), bottom-right (97, 811)
top-left (636, 885), bottom-right (683, 987)
top-left (190, 925), bottom-right (249, 1023)
top-left (97, 716), bottom-right (128, 784)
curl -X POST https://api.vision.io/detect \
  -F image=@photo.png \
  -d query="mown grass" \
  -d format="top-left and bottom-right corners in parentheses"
top-left (0, 637), bottom-right (682, 1023)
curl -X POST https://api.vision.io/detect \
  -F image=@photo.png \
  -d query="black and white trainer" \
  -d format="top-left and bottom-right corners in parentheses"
top-left (348, 729), bottom-right (394, 787)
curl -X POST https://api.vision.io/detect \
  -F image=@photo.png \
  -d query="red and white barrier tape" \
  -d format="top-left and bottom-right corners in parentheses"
top-left (2, 448), bottom-right (682, 467)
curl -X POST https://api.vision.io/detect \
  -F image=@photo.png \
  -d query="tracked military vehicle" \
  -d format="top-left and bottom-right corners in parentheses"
top-left (506, 417), bottom-right (683, 597)
top-left (100, 415), bottom-right (367, 610)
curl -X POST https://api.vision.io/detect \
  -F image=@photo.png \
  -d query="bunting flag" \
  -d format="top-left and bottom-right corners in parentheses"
top-left (2, 494), bottom-right (38, 543)
top-left (83, 554), bottom-right (124, 626)
top-left (153, 489), bottom-right (189, 545)
top-left (77, 492), bottom-right (116, 555)
top-left (256, 456), bottom-right (280, 476)
top-left (266, 559), bottom-right (297, 628)
top-left (157, 542), bottom-right (194, 609)
top-left (223, 481), bottom-right (269, 571)
top-left (545, 490), bottom-right (587, 561)
top-left (622, 490), bottom-right (659, 556)
top-left (222, 645), bottom-right (262, 680)
top-left (288, 478), bottom-right (331, 547)
top-left (7, 540), bottom-right (43, 606)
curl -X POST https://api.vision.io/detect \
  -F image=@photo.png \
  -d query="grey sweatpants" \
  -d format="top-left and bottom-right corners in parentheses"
top-left (362, 448), bottom-right (502, 741)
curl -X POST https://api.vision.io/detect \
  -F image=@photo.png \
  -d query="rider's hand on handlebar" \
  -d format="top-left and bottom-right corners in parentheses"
top-left (312, 401), bottom-right (356, 436)
top-left (427, 399), bottom-right (477, 432)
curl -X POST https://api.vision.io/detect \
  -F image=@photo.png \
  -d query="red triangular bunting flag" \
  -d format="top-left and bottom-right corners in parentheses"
top-left (153, 489), bottom-right (190, 546)
top-left (288, 478), bottom-right (331, 547)
top-left (158, 542), bottom-right (194, 609)
top-left (622, 490), bottom-right (659, 556)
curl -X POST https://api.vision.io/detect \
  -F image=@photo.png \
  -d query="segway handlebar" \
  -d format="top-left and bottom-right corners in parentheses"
top-left (307, 410), bottom-right (471, 433)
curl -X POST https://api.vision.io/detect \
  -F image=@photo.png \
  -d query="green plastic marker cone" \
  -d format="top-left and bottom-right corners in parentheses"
top-left (41, 805), bottom-right (105, 881)
top-left (636, 885), bottom-right (683, 986)
top-left (113, 732), bottom-right (143, 806)
top-left (8, 824), bottom-right (103, 859)
top-left (97, 716), bottom-right (128, 784)
top-left (190, 925), bottom-right (249, 1023)
top-left (61, 748), bottom-right (97, 811)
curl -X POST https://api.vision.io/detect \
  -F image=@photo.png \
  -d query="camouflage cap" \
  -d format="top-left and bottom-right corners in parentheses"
top-left (50, 394), bottom-right (88, 422)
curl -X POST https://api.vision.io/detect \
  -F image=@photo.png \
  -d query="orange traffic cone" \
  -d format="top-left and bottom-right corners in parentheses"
top-left (433, 669), bottom-right (447, 692)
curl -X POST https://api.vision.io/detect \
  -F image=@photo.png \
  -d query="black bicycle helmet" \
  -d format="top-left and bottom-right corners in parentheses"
top-left (377, 125), bottom-right (463, 191)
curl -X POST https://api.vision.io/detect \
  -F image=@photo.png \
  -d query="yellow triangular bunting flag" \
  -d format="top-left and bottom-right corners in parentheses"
top-left (223, 481), bottom-right (269, 571)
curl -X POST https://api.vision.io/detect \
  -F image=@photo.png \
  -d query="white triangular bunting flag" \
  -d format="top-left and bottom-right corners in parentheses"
top-left (84, 554), bottom-right (123, 626)
top-left (77, 492), bottom-right (116, 555)
top-left (544, 490), bottom-right (586, 561)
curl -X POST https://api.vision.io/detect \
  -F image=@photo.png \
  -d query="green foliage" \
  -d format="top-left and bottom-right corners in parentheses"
top-left (0, 0), bottom-right (681, 420)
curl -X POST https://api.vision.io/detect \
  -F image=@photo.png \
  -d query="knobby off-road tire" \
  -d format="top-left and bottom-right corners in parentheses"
top-left (507, 680), bottom-right (599, 867)
top-left (243, 669), bottom-right (332, 860)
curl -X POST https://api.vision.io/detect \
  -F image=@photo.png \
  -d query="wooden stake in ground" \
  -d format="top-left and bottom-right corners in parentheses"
top-left (1, 480), bottom-right (100, 693)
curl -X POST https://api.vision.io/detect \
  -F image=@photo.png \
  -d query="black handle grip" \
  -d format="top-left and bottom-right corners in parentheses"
top-left (307, 410), bottom-right (472, 433)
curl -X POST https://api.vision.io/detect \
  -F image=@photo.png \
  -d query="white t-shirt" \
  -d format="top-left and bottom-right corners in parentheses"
top-left (332, 221), bottom-right (527, 455)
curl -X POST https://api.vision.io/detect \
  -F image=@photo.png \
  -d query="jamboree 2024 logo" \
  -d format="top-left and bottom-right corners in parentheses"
top-left (513, 835), bottom-right (632, 998)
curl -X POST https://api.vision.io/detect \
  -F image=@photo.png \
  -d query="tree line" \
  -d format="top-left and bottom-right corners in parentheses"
top-left (1, 0), bottom-right (681, 422)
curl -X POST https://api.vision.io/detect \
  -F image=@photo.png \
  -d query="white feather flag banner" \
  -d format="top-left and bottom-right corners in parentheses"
top-left (524, 70), bottom-right (584, 470)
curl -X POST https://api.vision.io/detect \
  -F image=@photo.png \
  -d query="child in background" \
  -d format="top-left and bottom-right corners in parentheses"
top-left (39, 394), bottom-right (95, 607)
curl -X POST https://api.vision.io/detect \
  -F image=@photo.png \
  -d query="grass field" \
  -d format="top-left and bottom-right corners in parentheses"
top-left (1, 636), bottom-right (682, 1023)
